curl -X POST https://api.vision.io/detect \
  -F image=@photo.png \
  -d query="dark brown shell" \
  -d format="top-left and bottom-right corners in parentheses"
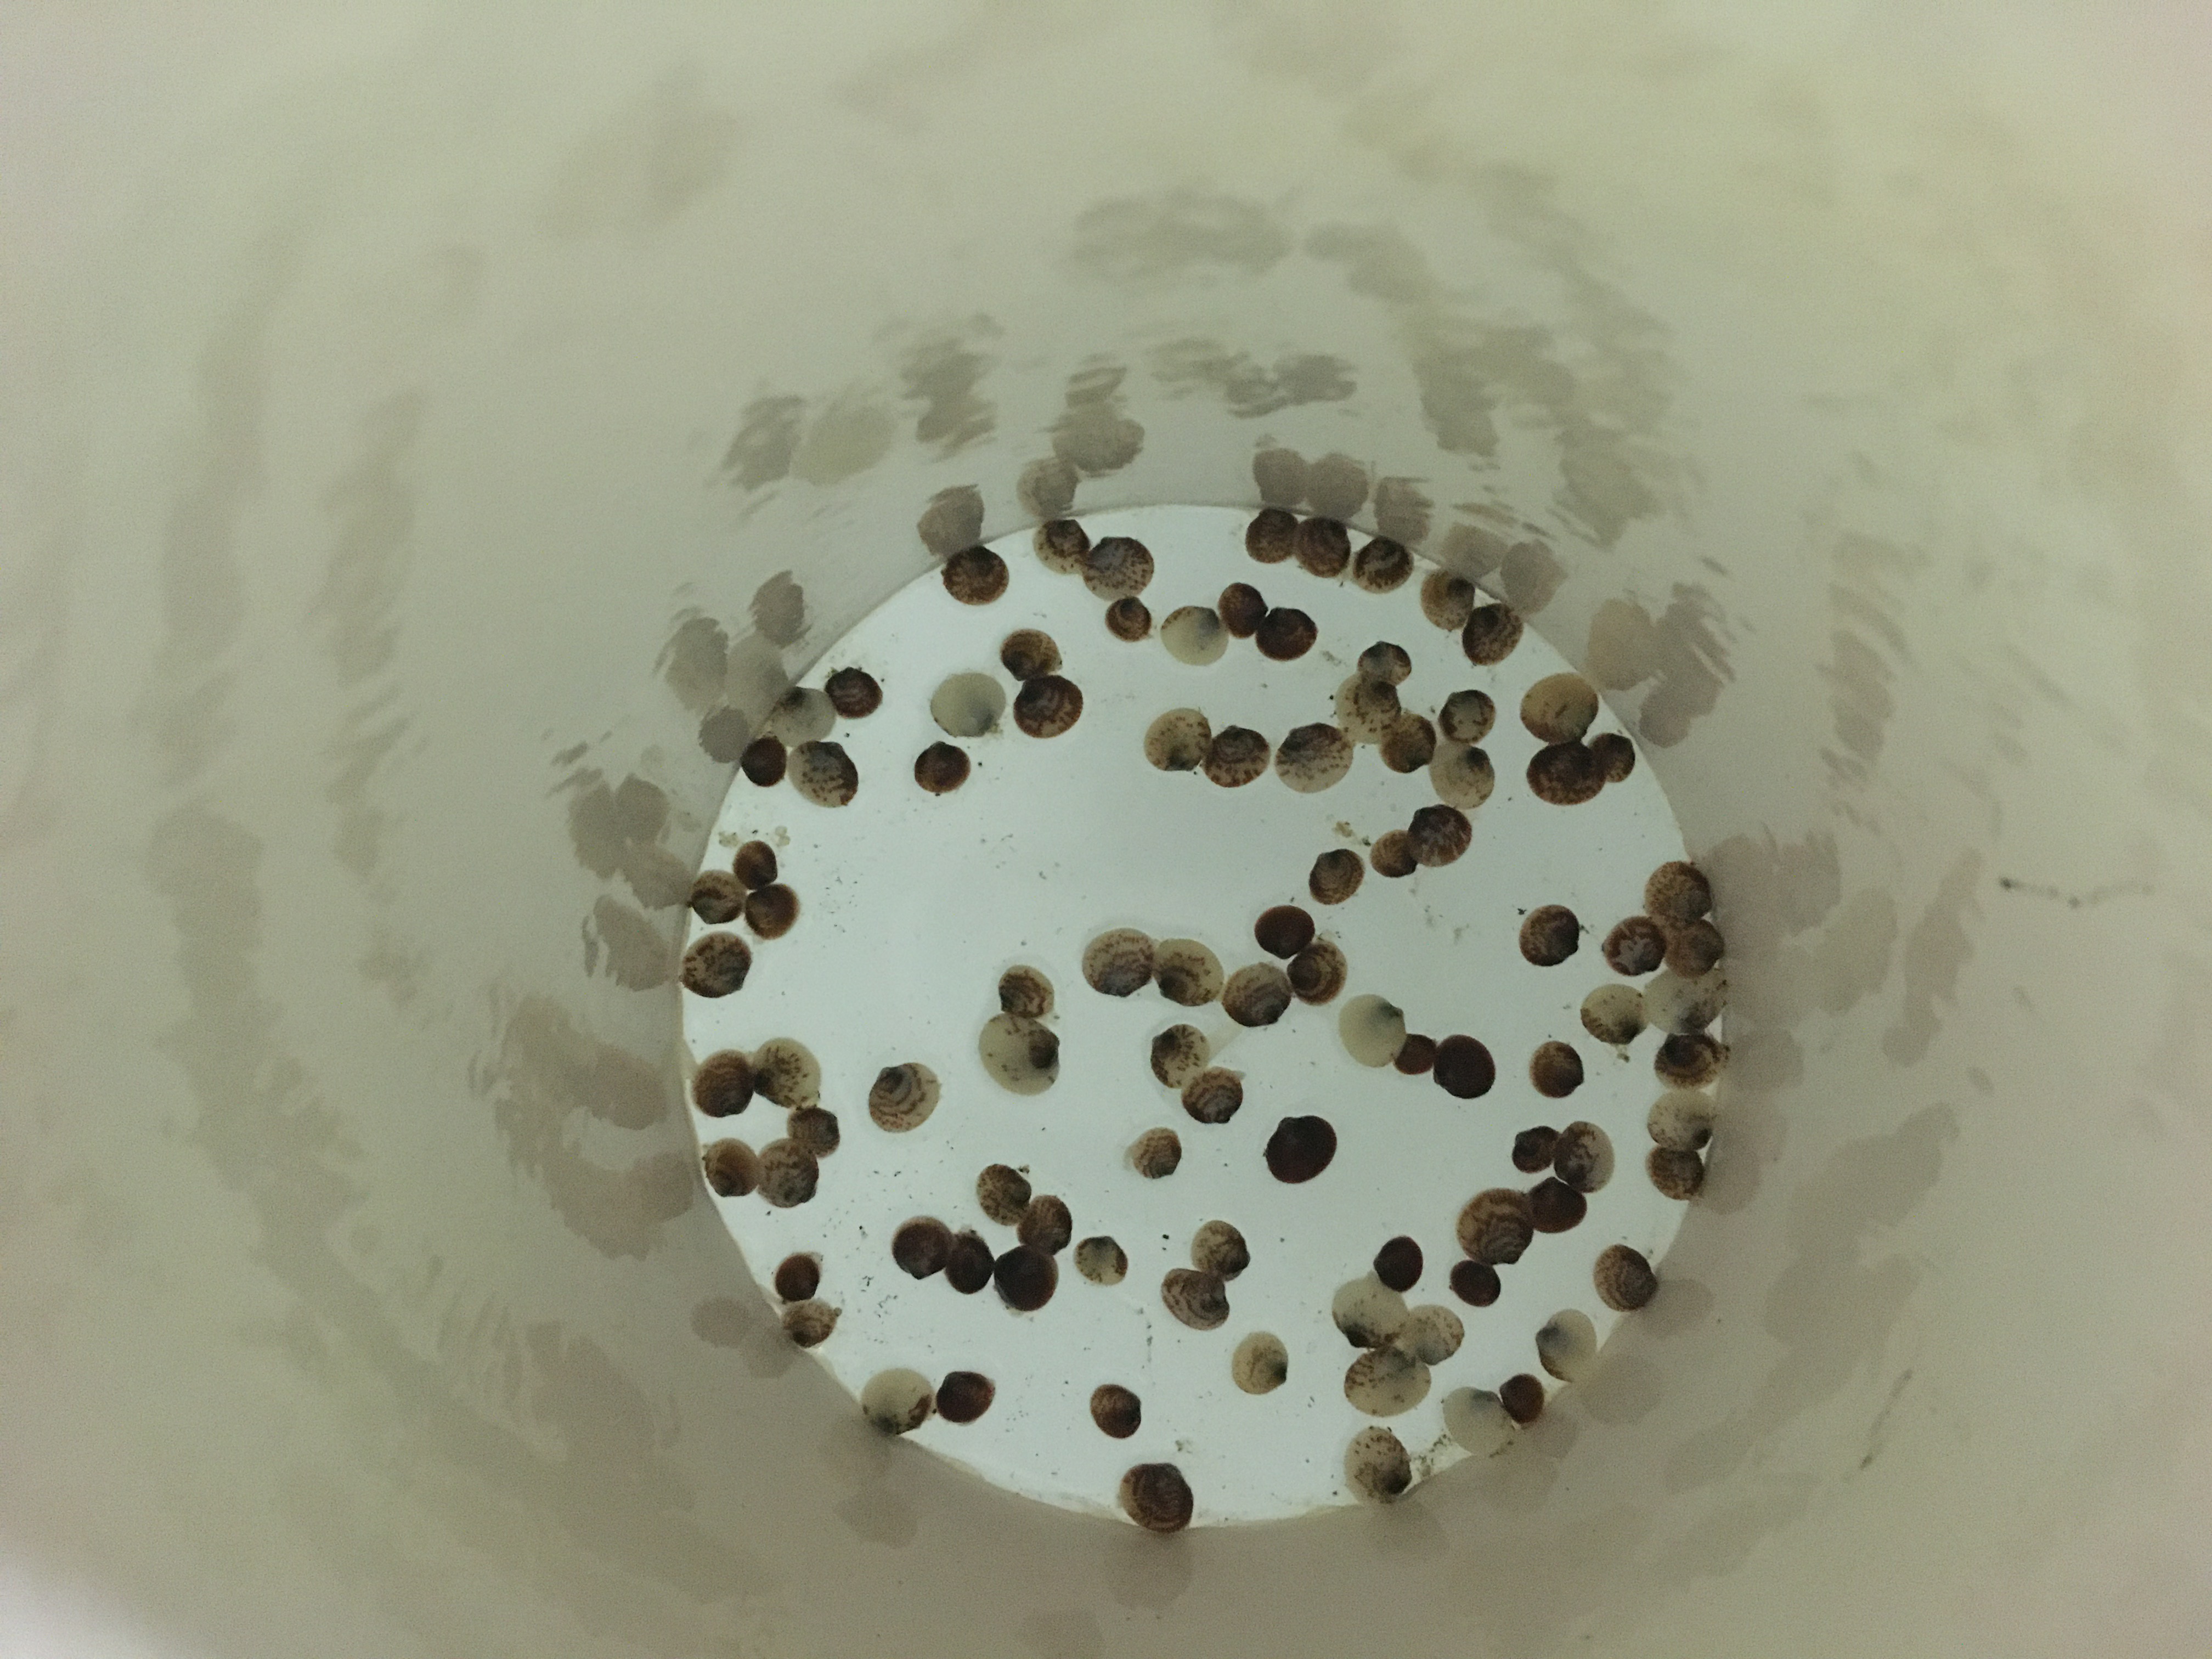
top-left (1456, 1188), bottom-right (1534, 1265)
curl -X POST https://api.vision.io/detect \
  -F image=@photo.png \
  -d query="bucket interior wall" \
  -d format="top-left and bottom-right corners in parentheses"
top-left (5, 5), bottom-right (2211, 1655)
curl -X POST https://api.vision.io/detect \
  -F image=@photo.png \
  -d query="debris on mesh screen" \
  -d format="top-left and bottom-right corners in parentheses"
top-left (682, 503), bottom-right (1720, 1527)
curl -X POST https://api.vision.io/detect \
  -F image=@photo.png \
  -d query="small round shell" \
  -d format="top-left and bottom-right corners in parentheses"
top-left (1420, 570), bottom-right (1475, 630)
top-left (738, 735), bottom-right (786, 786)
top-left (1647, 1090), bottom-right (1715, 1150)
top-left (1263, 1115), bottom-right (1336, 1183)
top-left (1370, 831), bottom-right (1418, 878)
top-left (1655, 1032), bottom-right (1727, 1087)
top-left (1581, 984), bottom-right (1647, 1045)
top-left (1344, 1346), bottom-right (1430, 1417)
top-left (1339, 994), bottom-right (1407, 1068)
top-left (1373, 1237), bottom-right (1424, 1293)
top-left (1091, 1383), bottom-right (1143, 1438)
top-left (999, 628), bottom-right (1062, 680)
top-left (1130, 1127), bottom-right (1183, 1178)
top-left (701, 1138), bottom-right (760, 1198)
top-left (1332, 1277), bottom-right (1410, 1350)
top-left (788, 740), bottom-right (859, 808)
top-left (756, 1139), bottom-right (819, 1209)
top-left (1648, 1147), bottom-right (1706, 1199)
top-left (1528, 1177), bottom-right (1587, 1233)
top-left (744, 883), bottom-right (799, 939)
top-left (1590, 731), bottom-right (1637, 781)
top-left (1603, 917), bottom-right (1668, 976)
top-left (1357, 641), bottom-right (1413, 684)
top-left (1457, 1188), bottom-right (1534, 1265)
top-left (861, 1368), bottom-right (935, 1435)
top-left (1380, 715), bottom-right (1437, 775)
top-left (1161, 1268), bottom-right (1230, 1331)
top-left (1645, 861), bottom-right (1713, 923)
top-left (1594, 1244), bottom-right (1659, 1312)
top-left (998, 964), bottom-right (1054, 1018)
top-left (1222, 963), bottom-right (1294, 1027)
top-left (1335, 675), bottom-right (1402, 744)
top-left (1105, 597), bottom-right (1152, 641)
top-left (1461, 603), bottom-right (1522, 665)
top-left (1218, 582), bottom-right (1267, 635)
top-left (752, 1039), bottom-right (821, 1110)
top-left (1352, 538), bottom-right (1413, 592)
top-left (1143, 707), bottom-right (1212, 771)
top-left (1254, 608), bottom-right (1317, 661)
top-left (1553, 1120), bottom-right (1616, 1193)
top-left (1529, 1040), bottom-right (1584, 1098)
top-left (936, 1371), bottom-right (995, 1423)
top-left (1429, 743), bottom-right (1497, 810)
top-left (1013, 674), bottom-right (1084, 738)
top-left (1245, 508), bottom-right (1296, 563)
top-left (942, 545), bottom-right (1009, 605)
top-left (763, 687), bottom-right (836, 746)
top-left (1254, 905), bottom-right (1316, 958)
top-left (681, 933), bottom-right (752, 998)
top-left (1034, 518), bottom-right (1089, 573)
top-left (1083, 535), bottom-right (1154, 600)
top-left (1180, 1067), bottom-right (1244, 1125)
top-left (1433, 1035), bottom-right (1495, 1099)
top-left (892, 1217), bottom-right (954, 1278)
top-left (1400, 1304), bottom-right (1465, 1365)
top-left (975, 1163), bottom-right (1032, 1226)
top-left (785, 1105), bottom-right (839, 1158)
top-left (1513, 1126), bottom-right (1561, 1172)
top-left (978, 1013), bottom-right (1060, 1094)
top-left (731, 840), bottom-right (777, 889)
top-left (1204, 726), bottom-right (1272, 787)
top-left (1084, 928), bottom-right (1155, 996)
top-left (931, 672), bottom-right (1005, 737)
top-left (1149, 1024), bottom-right (1211, 1088)
top-left (912, 742), bottom-right (970, 793)
top-left (823, 667), bottom-right (881, 717)
top-left (1441, 1387), bottom-right (1514, 1455)
top-left (1308, 848), bottom-right (1365, 905)
top-left (1499, 1374), bottom-right (1547, 1424)
top-left (1520, 673), bottom-right (1600, 742)
top-left (1667, 918), bottom-right (1726, 978)
top-left (1232, 1332), bottom-right (1289, 1394)
top-left (994, 1244), bottom-right (1058, 1311)
top-left (1519, 905), bottom-right (1579, 966)
top-left (1119, 1463), bottom-right (1193, 1532)
top-left (691, 1050), bottom-right (755, 1118)
top-left (1293, 516), bottom-right (1351, 578)
top-left (1190, 1220), bottom-right (1250, 1280)
top-left (1406, 804), bottom-right (1471, 867)
top-left (689, 871), bottom-right (746, 924)
top-left (1160, 605), bottom-right (1227, 664)
top-left (1448, 1260), bottom-right (1502, 1307)
top-left (1287, 939), bottom-right (1347, 1004)
top-left (1018, 1194), bottom-right (1073, 1255)
top-left (1644, 965), bottom-right (1728, 1034)
top-left (781, 1300), bottom-right (839, 1348)
top-left (1075, 1235), bottom-right (1128, 1284)
top-left (1527, 742), bottom-right (1603, 805)
top-left (1437, 689), bottom-right (1496, 744)
top-left (1153, 938), bottom-right (1224, 1006)
top-left (1344, 1427), bottom-right (1413, 1503)
top-left (945, 1232), bottom-right (995, 1294)
top-left (1535, 1309), bottom-right (1598, 1381)
top-left (1275, 723), bottom-right (1355, 792)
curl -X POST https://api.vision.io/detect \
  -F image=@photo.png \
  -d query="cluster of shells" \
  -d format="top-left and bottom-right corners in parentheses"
top-left (682, 504), bottom-right (1725, 1528)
